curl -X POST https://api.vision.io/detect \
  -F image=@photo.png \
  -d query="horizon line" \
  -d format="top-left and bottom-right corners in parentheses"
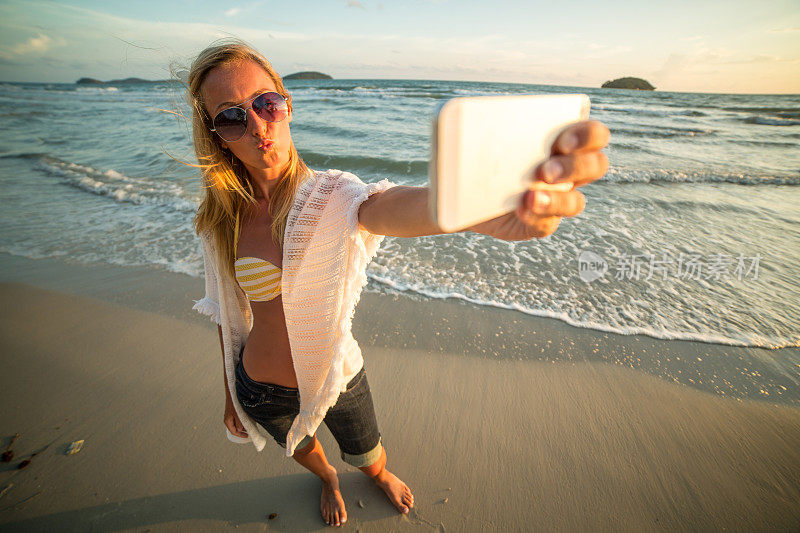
top-left (1, 78), bottom-right (798, 97)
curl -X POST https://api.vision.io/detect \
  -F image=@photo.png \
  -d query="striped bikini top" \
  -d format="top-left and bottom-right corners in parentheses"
top-left (233, 210), bottom-right (282, 302)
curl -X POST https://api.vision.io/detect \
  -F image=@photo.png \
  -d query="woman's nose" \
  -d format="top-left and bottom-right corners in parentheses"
top-left (247, 108), bottom-right (269, 136)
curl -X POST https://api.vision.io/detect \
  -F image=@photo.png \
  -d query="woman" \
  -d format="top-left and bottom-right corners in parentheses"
top-left (189, 40), bottom-right (609, 527)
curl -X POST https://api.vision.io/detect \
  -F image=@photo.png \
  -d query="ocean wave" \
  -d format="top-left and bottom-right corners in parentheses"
top-left (726, 138), bottom-right (800, 148)
top-left (0, 151), bottom-right (48, 160)
top-left (365, 273), bottom-right (799, 350)
top-left (76, 86), bottom-right (119, 92)
top-left (294, 85), bottom-right (455, 100)
top-left (611, 125), bottom-right (716, 139)
top-left (742, 116), bottom-right (800, 126)
top-left (593, 104), bottom-right (707, 118)
top-left (603, 166), bottom-right (800, 185)
top-left (300, 150), bottom-right (428, 177)
top-left (608, 142), bottom-right (660, 154)
top-left (722, 106), bottom-right (800, 115)
top-left (451, 88), bottom-right (517, 96)
top-left (0, 245), bottom-right (203, 278)
top-left (293, 122), bottom-right (373, 139)
top-left (34, 155), bottom-right (199, 212)
top-left (294, 99), bottom-right (380, 112)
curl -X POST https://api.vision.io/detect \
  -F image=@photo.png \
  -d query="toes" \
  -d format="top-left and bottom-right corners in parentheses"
top-left (403, 487), bottom-right (415, 507)
top-left (322, 502), bottom-right (332, 525)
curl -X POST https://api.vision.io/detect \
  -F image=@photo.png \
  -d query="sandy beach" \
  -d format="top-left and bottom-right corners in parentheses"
top-left (0, 252), bottom-right (799, 532)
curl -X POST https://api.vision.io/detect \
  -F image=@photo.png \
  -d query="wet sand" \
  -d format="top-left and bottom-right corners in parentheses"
top-left (0, 254), bottom-right (798, 531)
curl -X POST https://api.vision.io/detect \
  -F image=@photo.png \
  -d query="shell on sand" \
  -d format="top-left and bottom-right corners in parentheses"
top-left (66, 440), bottom-right (84, 455)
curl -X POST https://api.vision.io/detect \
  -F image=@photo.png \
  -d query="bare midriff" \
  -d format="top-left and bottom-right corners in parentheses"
top-left (242, 297), bottom-right (297, 388)
top-left (237, 199), bottom-right (297, 388)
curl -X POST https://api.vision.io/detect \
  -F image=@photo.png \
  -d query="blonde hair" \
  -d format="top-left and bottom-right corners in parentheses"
top-left (187, 39), bottom-right (311, 281)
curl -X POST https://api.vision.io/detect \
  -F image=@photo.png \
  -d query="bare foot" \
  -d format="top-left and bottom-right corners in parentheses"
top-left (374, 469), bottom-right (414, 514)
top-left (320, 467), bottom-right (347, 527)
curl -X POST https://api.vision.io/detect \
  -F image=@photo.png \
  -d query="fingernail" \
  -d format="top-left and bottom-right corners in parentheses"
top-left (560, 133), bottom-right (578, 152)
top-left (534, 191), bottom-right (551, 212)
top-left (543, 159), bottom-right (563, 182)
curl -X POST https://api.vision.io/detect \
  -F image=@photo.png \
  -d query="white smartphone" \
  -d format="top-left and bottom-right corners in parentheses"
top-left (429, 94), bottom-right (590, 232)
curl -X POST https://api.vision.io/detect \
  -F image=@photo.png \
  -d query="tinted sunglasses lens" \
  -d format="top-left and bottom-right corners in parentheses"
top-left (252, 92), bottom-right (288, 122)
top-left (213, 107), bottom-right (247, 141)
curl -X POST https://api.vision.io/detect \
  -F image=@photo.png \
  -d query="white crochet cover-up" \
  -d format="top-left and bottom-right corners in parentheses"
top-left (192, 169), bottom-right (396, 456)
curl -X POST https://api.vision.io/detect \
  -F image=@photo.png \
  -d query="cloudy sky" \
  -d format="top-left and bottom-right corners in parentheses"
top-left (1, 0), bottom-right (798, 94)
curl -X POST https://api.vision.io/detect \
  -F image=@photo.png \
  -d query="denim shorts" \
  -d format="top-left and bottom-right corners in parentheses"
top-left (234, 349), bottom-right (382, 468)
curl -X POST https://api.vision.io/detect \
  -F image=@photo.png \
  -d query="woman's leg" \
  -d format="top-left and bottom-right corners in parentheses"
top-left (358, 444), bottom-right (415, 514)
top-left (323, 368), bottom-right (415, 514)
top-left (234, 354), bottom-right (346, 526)
top-left (292, 435), bottom-right (347, 527)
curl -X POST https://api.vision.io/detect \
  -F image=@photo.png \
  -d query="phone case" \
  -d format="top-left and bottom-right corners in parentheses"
top-left (430, 94), bottom-right (590, 232)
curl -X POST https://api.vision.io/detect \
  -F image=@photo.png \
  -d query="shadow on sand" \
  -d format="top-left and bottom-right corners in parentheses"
top-left (0, 471), bottom-right (402, 532)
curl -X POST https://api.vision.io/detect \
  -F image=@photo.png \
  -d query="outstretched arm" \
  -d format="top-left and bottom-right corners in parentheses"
top-left (358, 120), bottom-right (610, 241)
top-left (358, 185), bottom-right (445, 237)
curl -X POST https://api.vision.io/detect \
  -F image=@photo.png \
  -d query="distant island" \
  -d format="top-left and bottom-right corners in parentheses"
top-left (601, 77), bottom-right (655, 91)
top-left (75, 72), bottom-right (332, 84)
top-left (76, 77), bottom-right (173, 85)
top-left (283, 71), bottom-right (332, 80)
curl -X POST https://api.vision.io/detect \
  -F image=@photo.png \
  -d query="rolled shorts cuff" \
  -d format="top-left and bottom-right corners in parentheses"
top-left (340, 436), bottom-right (382, 468)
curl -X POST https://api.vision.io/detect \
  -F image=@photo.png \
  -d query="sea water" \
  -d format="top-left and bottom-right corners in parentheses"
top-left (0, 79), bottom-right (798, 353)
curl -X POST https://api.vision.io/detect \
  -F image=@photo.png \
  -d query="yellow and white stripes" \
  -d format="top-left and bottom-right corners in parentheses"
top-left (234, 257), bottom-right (282, 301)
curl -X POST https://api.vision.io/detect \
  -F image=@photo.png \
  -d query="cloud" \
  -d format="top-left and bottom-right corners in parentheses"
top-left (0, 32), bottom-right (65, 62)
top-left (768, 27), bottom-right (800, 33)
top-left (11, 33), bottom-right (54, 55)
top-left (649, 44), bottom-right (800, 92)
top-left (1, 0), bottom-right (795, 92)
top-left (225, 7), bottom-right (241, 17)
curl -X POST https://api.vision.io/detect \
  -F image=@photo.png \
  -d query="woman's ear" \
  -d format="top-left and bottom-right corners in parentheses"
top-left (287, 95), bottom-right (293, 123)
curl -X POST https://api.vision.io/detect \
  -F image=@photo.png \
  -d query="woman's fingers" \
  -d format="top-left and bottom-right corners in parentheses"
top-left (512, 212), bottom-right (562, 239)
top-left (552, 120), bottom-right (610, 155)
top-left (537, 151), bottom-right (609, 188)
top-left (522, 189), bottom-right (586, 218)
top-left (225, 412), bottom-right (248, 437)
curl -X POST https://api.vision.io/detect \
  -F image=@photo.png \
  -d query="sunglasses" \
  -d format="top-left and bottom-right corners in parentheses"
top-left (209, 91), bottom-right (289, 142)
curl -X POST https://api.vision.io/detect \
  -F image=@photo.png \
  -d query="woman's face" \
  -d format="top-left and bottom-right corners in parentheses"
top-left (200, 59), bottom-right (293, 182)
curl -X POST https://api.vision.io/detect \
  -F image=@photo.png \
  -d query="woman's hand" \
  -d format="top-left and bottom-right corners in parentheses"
top-left (225, 399), bottom-right (248, 438)
top-left (468, 120), bottom-right (610, 240)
